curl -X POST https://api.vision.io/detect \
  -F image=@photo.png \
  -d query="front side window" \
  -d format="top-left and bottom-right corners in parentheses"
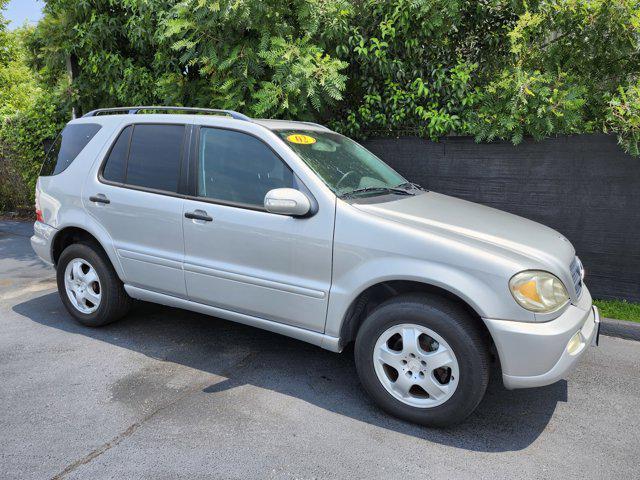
top-left (277, 130), bottom-right (407, 197)
top-left (198, 128), bottom-right (294, 207)
top-left (40, 123), bottom-right (102, 176)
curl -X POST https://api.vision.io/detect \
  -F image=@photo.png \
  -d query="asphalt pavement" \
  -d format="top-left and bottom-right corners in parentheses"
top-left (1, 220), bottom-right (638, 479)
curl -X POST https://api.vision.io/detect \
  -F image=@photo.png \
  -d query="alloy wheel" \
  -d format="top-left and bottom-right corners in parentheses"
top-left (64, 258), bottom-right (102, 314)
top-left (373, 323), bottom-right (459, 408)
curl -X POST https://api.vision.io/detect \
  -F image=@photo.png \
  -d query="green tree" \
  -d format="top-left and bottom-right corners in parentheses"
top-left (159, 0), bottom-right (349, 118)
top-left (0, 26), bottom-right (42, 117)
top-left (606, 82), bottom-right (640, 155)
top-left (28, 0), bottom-right (176, 114)
top-left (474, 0), bottom-right (640, 151)
top-left (4, 0), bottom-right (640, 175)
top-left (332, 0), bottom-right (518, 139)
top-left (0, 4), bottom-right (66, 210)
top-left (26, 0), bottom-right (349, 119)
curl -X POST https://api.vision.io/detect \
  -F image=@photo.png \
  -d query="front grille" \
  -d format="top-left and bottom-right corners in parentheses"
top-left (570, 256), bottom-right (584, 298)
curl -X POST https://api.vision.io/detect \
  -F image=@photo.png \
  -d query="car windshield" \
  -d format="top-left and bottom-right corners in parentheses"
top-left (277, 130), bottom-right (409, 197)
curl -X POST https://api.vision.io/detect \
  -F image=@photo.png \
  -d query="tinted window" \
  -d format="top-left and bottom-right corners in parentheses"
top-left (102, 126), bottom-right (132, 183)
top-left (198, 128), bottom-right (294, 206)
top-left (40, 123), bottom-right (102, 176)
top-left (125, 124), bottom-right (185, 192)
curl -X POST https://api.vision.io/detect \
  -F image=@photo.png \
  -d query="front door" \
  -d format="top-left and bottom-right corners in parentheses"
top-left (84, 122), bottom-right (189, 296)
top-left (182, 126), bottom-right (334, 332)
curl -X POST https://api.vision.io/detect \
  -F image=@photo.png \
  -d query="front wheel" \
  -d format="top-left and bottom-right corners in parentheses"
top-left (56, 242), bottom-right (131, 327)
top-left (354, 294), bottom-right (490, 427)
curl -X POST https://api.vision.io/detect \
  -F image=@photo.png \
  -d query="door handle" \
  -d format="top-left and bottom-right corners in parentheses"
top-left (89, 194), bottom-right (110, 204)
top-left (185, 210), bottom-right (213, 222)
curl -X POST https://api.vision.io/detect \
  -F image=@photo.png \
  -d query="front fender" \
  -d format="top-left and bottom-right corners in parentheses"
top-left (324, 256), bottom-right (533, 338)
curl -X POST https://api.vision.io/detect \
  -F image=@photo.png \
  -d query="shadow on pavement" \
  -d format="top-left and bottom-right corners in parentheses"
top-left (13, 291), bottom-right (566, 453)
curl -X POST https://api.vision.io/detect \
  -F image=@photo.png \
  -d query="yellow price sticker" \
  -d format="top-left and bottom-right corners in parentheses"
top-left (286, 134), bottom-right (317, 145)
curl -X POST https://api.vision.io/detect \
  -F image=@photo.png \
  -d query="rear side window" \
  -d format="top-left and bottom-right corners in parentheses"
top-left (101, 124), bottom-right (185, 193)
top-left (102, 125), bottom-right (132, 183)
top-left (40, 123), bottom-right (102, 176)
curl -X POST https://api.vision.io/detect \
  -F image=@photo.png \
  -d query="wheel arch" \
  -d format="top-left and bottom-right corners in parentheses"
top-left (51, 224), bottom-right (125, 281)
top-left (336, 280), bottom-right (498, 370)
top-left (339, 280), bottom-right (479, 340)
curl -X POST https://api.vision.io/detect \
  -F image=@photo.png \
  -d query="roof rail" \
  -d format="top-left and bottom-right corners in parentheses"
top-left (82, 106), bottom-right (252, 122)
top-left (295, 121), bottom-right (330, 130)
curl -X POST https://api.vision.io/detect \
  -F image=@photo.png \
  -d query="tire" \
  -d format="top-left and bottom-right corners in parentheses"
top-left (56, 242), bottom-right (131, 327)
top-left (354, 293), bottom-right (490, 427)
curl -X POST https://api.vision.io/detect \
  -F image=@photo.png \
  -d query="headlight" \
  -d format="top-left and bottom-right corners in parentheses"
top-left (509, 271), bottom-right (569, 313)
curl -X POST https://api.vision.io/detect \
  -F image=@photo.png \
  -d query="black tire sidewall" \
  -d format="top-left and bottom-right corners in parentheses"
top-left (56, 243), bottom-right (121, 327)
top-left (354, 296), bottom-right (489, 427)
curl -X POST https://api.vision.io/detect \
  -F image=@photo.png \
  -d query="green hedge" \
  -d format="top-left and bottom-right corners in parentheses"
top-left (2, 0), bottom-right (640, 209)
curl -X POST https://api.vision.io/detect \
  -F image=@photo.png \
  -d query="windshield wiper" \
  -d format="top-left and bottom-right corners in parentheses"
top-left (394, 181), bottom-right (426, 191)
top-left (340, 186), bottom-right (415, 199)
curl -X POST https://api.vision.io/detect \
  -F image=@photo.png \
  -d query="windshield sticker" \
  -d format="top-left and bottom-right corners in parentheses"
top-left (286, 134), bottom-right (317, 145)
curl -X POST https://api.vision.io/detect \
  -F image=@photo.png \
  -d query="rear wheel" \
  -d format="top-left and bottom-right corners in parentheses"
top-left (354, 294), bottom-right (490, 427)
top-left (56, 242), bottom-right (131, 327)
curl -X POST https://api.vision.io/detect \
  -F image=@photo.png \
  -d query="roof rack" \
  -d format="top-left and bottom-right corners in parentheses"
top-left (82, 106), bottom-right (252, 122)
top-left (291, 120), bottom-right (330, 130)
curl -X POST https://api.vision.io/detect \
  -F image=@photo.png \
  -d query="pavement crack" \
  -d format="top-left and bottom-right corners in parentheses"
top-left (50, 421), bottom-right (143, 480)
top-left (50, 351), bottom-right (257, 479)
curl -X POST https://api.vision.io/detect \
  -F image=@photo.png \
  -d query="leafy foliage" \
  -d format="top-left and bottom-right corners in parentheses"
top-left (13, 0), bottom-right (640, 146)
top-left (332, 0), bottom-right (511, 139)
top-left (252, 37), bottom-right (347, 117)
top-left (159, 0), bottom-right (349, 118)
top-left (26, 0), bottom-right (173, 112)
top-left (606, 82), bottom-right (640, 156)
top-left (478, 0), bottom-right (640, 151)
top-left (472, 69), bottom-right (587, 144)
top-left (0, 26), bottom-right (41, 118)
top-left (0, 16), bottom-right (65, 210)
top-left (1, 95), bottom-right (66, 191)
top-left (2, 0), bottom-right (640, 211)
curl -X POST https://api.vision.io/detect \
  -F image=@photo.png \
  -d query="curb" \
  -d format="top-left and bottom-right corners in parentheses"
top-left (601, 318), bottom-right (640, 342)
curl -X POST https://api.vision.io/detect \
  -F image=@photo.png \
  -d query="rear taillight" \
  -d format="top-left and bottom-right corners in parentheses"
top-left (35, 185), bottom-right (43, 223)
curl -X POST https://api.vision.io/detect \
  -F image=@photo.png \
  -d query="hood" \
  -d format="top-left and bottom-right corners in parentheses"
top-left (353, 191), bottom-right (575, 270)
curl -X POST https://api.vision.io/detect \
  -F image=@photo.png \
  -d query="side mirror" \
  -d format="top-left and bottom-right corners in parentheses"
top-left (264, 188), bottom-right (311, 217)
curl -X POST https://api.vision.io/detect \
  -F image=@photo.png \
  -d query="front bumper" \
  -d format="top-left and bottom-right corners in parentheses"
top-left (30, 221), bottom-right (57, 265)
top-left (484, 287), bottom-right (599, 389)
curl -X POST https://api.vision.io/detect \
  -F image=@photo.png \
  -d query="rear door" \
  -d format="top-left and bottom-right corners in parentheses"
top-left (181, 126), bottom-right (334, 332)
top-left (84, 121), bottom-right (190, 296)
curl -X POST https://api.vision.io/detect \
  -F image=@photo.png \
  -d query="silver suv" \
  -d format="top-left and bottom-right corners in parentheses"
top-left (31, 106), bottom-right (600, 426)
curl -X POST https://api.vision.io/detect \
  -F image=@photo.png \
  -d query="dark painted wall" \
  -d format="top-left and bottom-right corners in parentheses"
top-left (362, 134), bottom-right (640, 302)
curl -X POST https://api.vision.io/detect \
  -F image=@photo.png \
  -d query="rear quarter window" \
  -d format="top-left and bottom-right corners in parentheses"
top-left (101, 125), bottom-right (132, 184)
top-left (40, 123), bottom-right (102, 176)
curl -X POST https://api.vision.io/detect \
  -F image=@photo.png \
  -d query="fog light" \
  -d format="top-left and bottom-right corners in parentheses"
top-left (567, 331), bottom-right (583, 355)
